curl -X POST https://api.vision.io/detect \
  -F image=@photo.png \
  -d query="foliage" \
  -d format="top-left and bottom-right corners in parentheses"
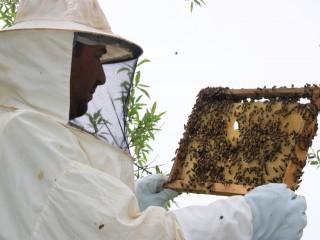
top-left (119, 59), bottom-right (166, 178)
top-left (186, 0), bottom-right (206, 12)
top-left (0, 0), bottom-right (20, 28)
top-left (307, 148), bottom-right (320, 168)
top-left (84, 60), bottom-right (166, 178)
top-left (85, 109), bottom-right (112, 140)
top-left (85, 60), bottom-right (166, 178)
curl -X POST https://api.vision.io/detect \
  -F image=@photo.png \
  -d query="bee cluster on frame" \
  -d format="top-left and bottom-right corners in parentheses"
top-left (166, 84), bottom-right (320, 196)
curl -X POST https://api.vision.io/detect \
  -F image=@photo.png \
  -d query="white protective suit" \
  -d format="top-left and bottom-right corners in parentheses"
top-left (0, 0), bottom-right (254, 239)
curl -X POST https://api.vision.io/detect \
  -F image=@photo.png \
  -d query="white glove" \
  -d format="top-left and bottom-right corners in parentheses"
top-left (244, 183), bottom-right (307, 240)
top-left (135, 174), bottom-right (179, 211)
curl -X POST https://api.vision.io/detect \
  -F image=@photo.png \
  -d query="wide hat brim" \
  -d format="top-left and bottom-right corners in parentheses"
top-left (2, 20), bottom-right (143, 64)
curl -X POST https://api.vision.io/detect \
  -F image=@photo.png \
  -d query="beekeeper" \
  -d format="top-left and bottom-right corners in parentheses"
top-left (0, 0), bottom-right (307, 239)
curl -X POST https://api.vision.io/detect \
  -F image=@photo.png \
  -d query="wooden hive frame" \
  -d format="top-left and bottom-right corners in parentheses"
top-left (166, 85), bottom-right (320, 196)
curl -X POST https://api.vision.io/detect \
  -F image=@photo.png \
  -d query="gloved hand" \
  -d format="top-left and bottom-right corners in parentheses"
top-left (135, 174), bottom-right (179, 211)
top-left (244, 183), bottom-right (307, 240)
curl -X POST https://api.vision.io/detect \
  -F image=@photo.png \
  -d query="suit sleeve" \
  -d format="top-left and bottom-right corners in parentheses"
top-left (172, 196), bottom-right (253, 240)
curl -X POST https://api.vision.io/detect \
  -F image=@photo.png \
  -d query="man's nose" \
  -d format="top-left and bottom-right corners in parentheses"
top-left (97, 63), bottom-right (106, 85)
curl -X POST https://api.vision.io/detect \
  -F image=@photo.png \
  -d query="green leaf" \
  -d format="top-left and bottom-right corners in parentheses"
top-left (307, 153), bottom-right (315, 159)
top-left (158, 111), bottom-right (166, 117)
top-left (149, 132), bottom-right (155, 140)
top-left (155, 165), bottom-right (161, 174)
top-left (139, 84), bottom-right (150, 88)
top-left (135, 71), bottom-right (141, 83)
top-left (145, 143), bottom-right (153, 151)
top-left (117, 67), bottom-right (131, 74)
top-left (151, 102), bottom-right (157, 114)
top-left (166, 200), bottom-right (171, 209)
top-left (138, 88), bottom-right (150, 99)
top-left (137, 59), bottom-right (151, 67)
top-left (310, 161), bottom-right (319, 165)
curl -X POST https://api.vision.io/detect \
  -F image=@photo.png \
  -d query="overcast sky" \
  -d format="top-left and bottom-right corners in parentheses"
top-left (99, 1), bottom-right (320, 239)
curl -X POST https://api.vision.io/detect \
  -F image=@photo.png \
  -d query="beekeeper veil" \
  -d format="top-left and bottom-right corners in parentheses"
top-left (71, 32), bottom-right (139, 152)
top-left (68, 35), bottom-right (141, 153)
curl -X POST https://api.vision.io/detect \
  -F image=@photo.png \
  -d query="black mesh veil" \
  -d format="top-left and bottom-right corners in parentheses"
top-left (70, 59), bottom-right (138, 153)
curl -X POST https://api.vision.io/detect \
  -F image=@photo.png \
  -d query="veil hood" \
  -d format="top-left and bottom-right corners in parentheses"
top-left (0, 0), bottom-right (142, 124)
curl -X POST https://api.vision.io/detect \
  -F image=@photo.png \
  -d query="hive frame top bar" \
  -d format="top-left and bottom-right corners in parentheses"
top-left (202, 86), bottom-right (320, 104)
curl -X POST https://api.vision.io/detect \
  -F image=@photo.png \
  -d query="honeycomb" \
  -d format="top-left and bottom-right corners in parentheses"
top-left (166, 85), bottom-right (320, 195)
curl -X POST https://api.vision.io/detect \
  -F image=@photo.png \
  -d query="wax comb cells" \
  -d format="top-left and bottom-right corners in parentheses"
top-left (167, 85), bottom-right (320, 195)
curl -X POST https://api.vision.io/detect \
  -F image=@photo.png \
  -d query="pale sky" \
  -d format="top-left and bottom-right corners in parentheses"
top-left (99, 1), bottom-right (320, 239)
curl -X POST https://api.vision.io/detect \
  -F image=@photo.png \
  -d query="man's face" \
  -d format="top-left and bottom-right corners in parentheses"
top-left (69, 43), bottom-right (106, 120)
